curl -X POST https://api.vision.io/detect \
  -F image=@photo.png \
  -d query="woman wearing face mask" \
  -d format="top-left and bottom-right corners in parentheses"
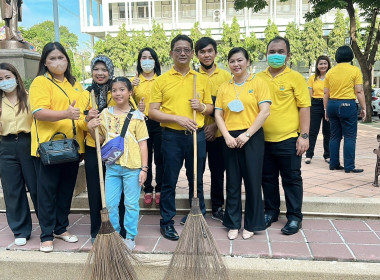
top-left (78, 55), bottom-right (137, 243)
top-left (131, 47), bottom-right (163, 206)
top-left (29, 42), bottom-right (85, 253)
top-left (214, 47), bottom-right (271, 240)
top-left (305, 56), bottom-right (331, 165)
top-left (0, 63), bottom-right (38, 247)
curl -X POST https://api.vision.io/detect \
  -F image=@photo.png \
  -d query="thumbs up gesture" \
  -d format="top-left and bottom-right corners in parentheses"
top-left (66, 100), bottom-right (80, 120)
top-left (132, 72), bottom-right (140, 87)
top-left (138, 97), bottom-right (145, 113)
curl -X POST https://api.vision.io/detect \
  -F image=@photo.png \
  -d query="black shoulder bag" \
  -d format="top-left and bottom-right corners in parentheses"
top-left (35, 76), bottom-right (80, 165)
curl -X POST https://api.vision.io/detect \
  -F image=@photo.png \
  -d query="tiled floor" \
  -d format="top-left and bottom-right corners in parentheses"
top-left (1, 212), bottom-right (380, 263)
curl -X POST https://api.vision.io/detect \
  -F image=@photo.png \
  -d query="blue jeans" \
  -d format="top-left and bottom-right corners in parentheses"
top-left (327, 99), bottom-right (357, 171)
top-left (160, 128), bottom-right (207, 227)
top-left (105, 164), bottom-right (141, 239)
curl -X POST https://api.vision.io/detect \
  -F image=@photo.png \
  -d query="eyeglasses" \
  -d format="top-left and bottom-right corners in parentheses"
top-left (173, 48), bottom-right (193, 55)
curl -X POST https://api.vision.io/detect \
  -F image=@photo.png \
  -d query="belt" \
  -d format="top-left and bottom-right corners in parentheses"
top-left (162, 127), bottom-right (204, 135)
top-left (329, 98), bottom-right (355, 101)
top-left (0, 132), bottom-right (29, 141)
top-left (312, 98), bottom-right (323, 101)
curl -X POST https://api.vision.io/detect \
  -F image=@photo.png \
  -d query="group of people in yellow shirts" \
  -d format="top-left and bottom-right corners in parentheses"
top-left (0, 34), bottom-right (365, 252)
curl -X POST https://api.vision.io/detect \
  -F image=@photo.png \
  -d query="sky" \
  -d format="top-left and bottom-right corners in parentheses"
top-left (21, 0), bottom-right (90, 50)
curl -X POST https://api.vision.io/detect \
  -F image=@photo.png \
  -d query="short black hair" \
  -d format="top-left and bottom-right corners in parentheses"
top-left (195, 37), bottom-right (217, 55)
top-left (266, 36), bottom-right (291, 54)
top-left (136, 47), bottom-right (161, 76)
top-left (335, 46), bottom-right (354, 63)
top-left (170, 34), bottom-right (193, 51)
top-left (37, 42), bottom-right (76, 86)
top-left (110, 76), bottom-right (133, 92)
top-left (228, 47), bottom-right (249, 62)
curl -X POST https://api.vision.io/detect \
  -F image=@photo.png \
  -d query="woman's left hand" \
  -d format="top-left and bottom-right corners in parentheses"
top-left (139, 170), bottom-right (147, 187)
top-left (138, 97), bottom-right (145, 113)
top-left (236, 133), bottom-right (249, 148)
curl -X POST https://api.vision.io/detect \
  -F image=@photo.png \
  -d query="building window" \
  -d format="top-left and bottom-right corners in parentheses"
top-left (118, 3), bottom-right (126, 19)
top-left (162, 1), bottom-right (172, 18)
top-left (137, 2), bottom-right (149, 18)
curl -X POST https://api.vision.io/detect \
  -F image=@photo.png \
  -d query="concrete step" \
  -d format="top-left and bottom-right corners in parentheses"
top-left (1, 250), bottom-right (380, 280)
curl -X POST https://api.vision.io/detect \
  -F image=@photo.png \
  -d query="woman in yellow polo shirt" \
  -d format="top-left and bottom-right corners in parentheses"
top-left (30, 42), bottom-right (84, 252)
top-left (0, 63), bottom-right (38, 247)
top-left (215, 47), bottom-right (271, 240)
top-left (131, 47), bottom-right (163, 206)
top-left (324, 46), bottom-right (366, 173)
top-left (305, 55), bottom-right (331, 164)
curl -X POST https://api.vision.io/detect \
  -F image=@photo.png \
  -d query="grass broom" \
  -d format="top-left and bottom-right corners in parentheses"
top-left (163, 75), bottom-right (230, 280)
top-left (81, 90), bottom-right (139, 280)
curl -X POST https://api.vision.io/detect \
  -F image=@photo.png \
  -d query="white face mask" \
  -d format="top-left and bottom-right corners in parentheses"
top-left (0, 78), bottom-right (17, 93)
top-left (141, 59), bottom-right (155, 73)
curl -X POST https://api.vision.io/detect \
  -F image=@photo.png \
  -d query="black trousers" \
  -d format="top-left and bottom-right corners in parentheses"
top-left (306, 98), bottom-right (330, 159)
top-left (206, 136), bottom-right (225, 212)
top-left (222, 129), bottom-right (266, 232)
top-left (262, 137), bottom-right (303, 222)
top-left (0, 133), bottom-right (38, 238)
top-left (84, 145), bottom-right (126, 239)
top-left (143, 118), bottom-right (163, 194)
top-left (34, 158), bottom-right (79, 242)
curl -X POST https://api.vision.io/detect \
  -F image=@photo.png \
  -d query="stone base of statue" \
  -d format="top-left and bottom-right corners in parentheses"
top-left (0, 41), bottom-right (41, 81)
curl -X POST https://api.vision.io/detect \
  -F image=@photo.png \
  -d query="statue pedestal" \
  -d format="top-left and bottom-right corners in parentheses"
top-left (0, 41), bottom-right (40, 81)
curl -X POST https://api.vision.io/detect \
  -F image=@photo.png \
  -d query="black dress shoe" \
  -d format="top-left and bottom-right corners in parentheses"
top-left (281, 220), bottom-right (302, 235)
top-left (160, 225), bottom-right (179, 241)
top-left (329, 165), bottom-right (344, 170)
top-left (264, 213), bottom-right (278, 229)
top-left (345, 168), bottom-right (364, 173)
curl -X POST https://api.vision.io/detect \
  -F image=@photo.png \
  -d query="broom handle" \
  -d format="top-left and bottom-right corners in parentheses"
top-left (193, 75), bottom-right (197, 199)
top-left (90, 90), bottom-right (107, 208)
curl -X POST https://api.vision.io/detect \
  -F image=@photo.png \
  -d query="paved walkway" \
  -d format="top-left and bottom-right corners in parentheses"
top-left (1, 122), bottom-right (380, 263)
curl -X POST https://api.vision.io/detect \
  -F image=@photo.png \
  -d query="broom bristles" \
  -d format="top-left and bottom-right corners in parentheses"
top-left (164, 198), bottom-right (230, 280)
top-left (81, 208), bottom-right (140, 280)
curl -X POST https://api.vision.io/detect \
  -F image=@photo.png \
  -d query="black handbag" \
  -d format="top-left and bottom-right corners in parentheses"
top-left (35, 75), bottom-right (80, 165)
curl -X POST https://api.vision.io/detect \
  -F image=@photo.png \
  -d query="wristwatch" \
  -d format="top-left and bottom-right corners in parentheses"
top-left (300, 133), bottom-right (309, 139)
top-left (245, 132), bottom-right (251, 138)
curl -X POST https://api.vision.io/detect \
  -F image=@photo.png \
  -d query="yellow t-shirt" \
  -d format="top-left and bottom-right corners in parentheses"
top-left (257, 67), bottom-right (311, 142)
top-left (29, 74), bottom-right (85, 156)
top-left (150, 67), bottom-right (213, 130)
top-left (199, 66), bottom-right (231, 137)
top-left (99, 108), bottom-right (148, 169)
top-left (215, 74), bottom-right (271, 131)
top-left (324, 63), bottom-right (363, 100)
top-left (308, 74), bottom-right (325, 99)
top-left (77, 88), bottom-right (138, 148)
top-left (0, 93), bottom-right (32, 136)
top-left (131, 74), bottom-right (157, 116)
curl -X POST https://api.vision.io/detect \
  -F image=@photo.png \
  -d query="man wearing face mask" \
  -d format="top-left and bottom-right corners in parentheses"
top-left (257, 36), bottom-right (310, 235)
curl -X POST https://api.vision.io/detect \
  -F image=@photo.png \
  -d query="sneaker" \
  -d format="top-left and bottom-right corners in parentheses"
top-left (155, 192), bottom-right (161, 205)
top-left (124, 238), bottom-right (136, 251)
top-left (325, 158), bottom-right (330, 164)
top-left (144, 193), bottom-right (153, 206)
top-left (15, 238), bottom-right (27, 246)
top-left (211, 208), bottom-right (224, 222)
top-left (180, 215), bottom-right (188, 225)
top-left (305, 158), bottom-right (311, 164)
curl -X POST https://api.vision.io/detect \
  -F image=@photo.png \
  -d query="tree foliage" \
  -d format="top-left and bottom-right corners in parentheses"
top-left (219, 17), bottom-right (243, 66)
top-left (285, 21), bottom-right (303, 67)
top-left (150, 21), bottom-right (170, 66)
top-left (328, 9), bottom-right (347, 57)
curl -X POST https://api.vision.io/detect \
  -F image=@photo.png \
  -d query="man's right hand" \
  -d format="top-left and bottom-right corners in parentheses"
top-left (175, 116), bottom-right (198, 131)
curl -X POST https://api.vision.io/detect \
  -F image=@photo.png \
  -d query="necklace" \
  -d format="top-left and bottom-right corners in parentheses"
top-left (233, 72), bottom-right (250, 99)
top-left (233, 72), bottom-right (249, 85)
top-left (115, 106), bottom-right (131, 114)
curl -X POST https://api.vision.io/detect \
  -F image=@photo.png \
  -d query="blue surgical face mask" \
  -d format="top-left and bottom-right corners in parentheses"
top-left (0, 78), bottom-right (17, 93)
top-left (267, 54), bottom-right (287, 69)
top-left (141, 59), bottom-right (155, 73)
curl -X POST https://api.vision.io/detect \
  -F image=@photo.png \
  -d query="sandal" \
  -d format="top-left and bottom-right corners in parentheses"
top-left (144, 193), bottom-right (153, 206)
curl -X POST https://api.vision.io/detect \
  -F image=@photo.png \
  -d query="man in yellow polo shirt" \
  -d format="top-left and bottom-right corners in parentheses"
top-left (149, 35), bottom-right (214, 241)
top-left (257, 36), bottom-right (311, 235)
top-left (195, 37), bottom-right (231, 222)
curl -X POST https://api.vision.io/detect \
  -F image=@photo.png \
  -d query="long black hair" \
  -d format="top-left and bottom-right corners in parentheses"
top-left (136, 47), bottom-right (161, 76)
top-left (37, 42), bottom-right (76, 86)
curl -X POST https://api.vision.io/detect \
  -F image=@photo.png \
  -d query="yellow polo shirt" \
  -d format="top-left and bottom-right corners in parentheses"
top-left (215, 74), bottom-right (271, 131)
top-left (0, 93), bottom-right (32, 136)
top-left (199, 65), bottom-right (231, 137)
top-left (99, 108), bottom-right (148, 168)
top-left (257, 67), bottom-right (310, 142)
top-left (29, 74), bottom-right (85, 156)
top-left (150, 67), bottom-right (213, 130)
top-left (308, 74), bottom-right (325, 99)
top-left (131, 74), bottom-right (157, 116)
top-left (325, 63), bottom-right (363, 100)
top-left (78, 88), bottom-right (138, 148)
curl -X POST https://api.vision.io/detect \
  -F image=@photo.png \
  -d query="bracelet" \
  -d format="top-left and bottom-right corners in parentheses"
top-left (142, 165), bottom-right (149, 169)
top-left (141, 169), bottom-right (147, 173)
top-left (200, 103), bottom-right (207, 114)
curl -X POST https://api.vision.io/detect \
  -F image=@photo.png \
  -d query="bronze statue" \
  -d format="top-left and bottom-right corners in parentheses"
top-left (1, 0), bottom-right (23, 41)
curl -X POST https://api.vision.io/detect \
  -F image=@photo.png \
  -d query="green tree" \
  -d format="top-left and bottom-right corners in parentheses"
top-left (285, 21), bottom-right (303, 68)
top-left (150, 21), bottom-right (170, 66)
top-left (328, 10), bottom-right (347, 56)
top-left (233, 0), bottom-right (380, 122)
top-left (262, 19), bottom-right (279, 54)
top-left (244, 31), bottom-right (263, 64)
top-left (190, 22), bottom-right (204, 67)
top-left (219, 17), bottom-right (242, 66)
top-left (301, 18), bottom-right (327, 75)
